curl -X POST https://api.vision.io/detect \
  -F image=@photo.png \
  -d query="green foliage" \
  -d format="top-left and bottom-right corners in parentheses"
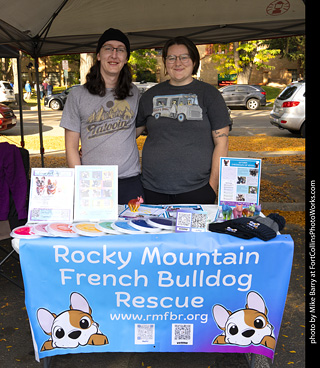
top-left (266, 36), bottom-right (305, 72)
top-left (211, 40), bottom-right (281, 76)
top-left (128, 49), bottom-right (158, 82)
top-left (50, 54), bottom-right (80, 64)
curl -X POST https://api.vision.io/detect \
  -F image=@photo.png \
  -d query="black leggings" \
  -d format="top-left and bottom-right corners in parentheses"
top-left (118, 175), bottom-right (144, 205)
top-left (144, 183), bottom-right (216, 205)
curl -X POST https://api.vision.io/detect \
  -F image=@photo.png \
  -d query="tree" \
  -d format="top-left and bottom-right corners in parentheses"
top-left (211, 40), bottom-right (281, 84)
top-left (265, 36), bottom-right (305, 77)
top-left (50, 54), bottom-right (80, 85)
top-left (129, 49), bottom-right (158, 82)
top-left (80, 53), bottom-right (94, 84)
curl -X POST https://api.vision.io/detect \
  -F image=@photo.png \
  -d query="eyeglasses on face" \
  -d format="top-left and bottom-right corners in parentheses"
top-left (101, 45), bottom-right (126, 55)
top-left (166, 54), bottom-right (191, 64)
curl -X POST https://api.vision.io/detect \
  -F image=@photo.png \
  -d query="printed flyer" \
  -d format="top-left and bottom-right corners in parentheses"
top-left (28, 168), bottom-right (74, 223)
top-left (74, 165), bottom-right (118, 221)
top-left (219, 157), bottom-right (261, 207)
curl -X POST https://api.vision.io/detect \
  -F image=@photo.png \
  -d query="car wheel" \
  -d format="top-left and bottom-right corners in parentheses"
top-left (300, 122), bottom-right (305, 138)
top-left (246, 98), bottom-right (260, 110)
top-left (154, 113), bottom-right (160, 119)
top-left (49, 99), bottom-right (62, 110)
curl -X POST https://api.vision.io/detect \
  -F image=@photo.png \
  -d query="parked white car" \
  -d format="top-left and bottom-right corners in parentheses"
top-left (0, 80), bottom-right (15, 104)
top-left (270, 81), bottom-right (305, 137)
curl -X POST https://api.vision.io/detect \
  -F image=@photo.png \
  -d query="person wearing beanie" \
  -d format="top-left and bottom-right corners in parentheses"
top-left (60, 28), bottom-right (144, 204)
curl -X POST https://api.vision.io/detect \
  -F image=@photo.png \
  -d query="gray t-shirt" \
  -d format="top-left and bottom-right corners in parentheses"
top-left (60, 85), bottom-right (141, 179)
top-left (136, 79), bottom-right (230, 194)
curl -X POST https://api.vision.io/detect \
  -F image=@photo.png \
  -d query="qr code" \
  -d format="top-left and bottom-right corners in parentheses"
top-left (172, 324), bottom-right (193, 345)
top-left (191, 213), bottom-right (207, 229)
top-left (135, 324), bottom-right (155, 344)
top-left (176, 212), bottom-right (192, 227)
top-left (31, 209), bottom-right (40, 218)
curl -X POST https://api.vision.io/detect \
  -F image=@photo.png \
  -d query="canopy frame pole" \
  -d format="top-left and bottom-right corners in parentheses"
top-left (34, 56), bottom-right (45, 167)
top-left (16, 51), bottom-right (25, 147)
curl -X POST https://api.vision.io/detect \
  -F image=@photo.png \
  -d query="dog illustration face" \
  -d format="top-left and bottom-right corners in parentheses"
top-left (212, 291), bottom-right (275, 349)
top-left (37, 292), bottom-right (108, 350)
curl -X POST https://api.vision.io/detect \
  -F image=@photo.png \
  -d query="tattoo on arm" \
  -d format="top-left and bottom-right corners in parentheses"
top-left (213, 130), bottom-right (228, 138)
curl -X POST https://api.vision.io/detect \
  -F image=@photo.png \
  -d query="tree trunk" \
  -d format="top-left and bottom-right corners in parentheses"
top-left (80, 53), bottom-right (94, 84)
top-left (237, 63), bottom-right (253, 84)
top-left (12, 54), bottom-right (28, 107)
top-left (233, 42), bottom-right (240, 70)
top-left (233, 42), bottom-right (253, 84)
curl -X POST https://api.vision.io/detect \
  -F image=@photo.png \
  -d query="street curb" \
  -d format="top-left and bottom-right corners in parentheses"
top-left (229, 151), bottom-right (305, 158)
top-left (261, 202), bottom-right (305, 212)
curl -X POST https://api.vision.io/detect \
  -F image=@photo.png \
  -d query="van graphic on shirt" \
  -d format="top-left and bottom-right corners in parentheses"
top-left (152, 94), bottom-right (203, 122)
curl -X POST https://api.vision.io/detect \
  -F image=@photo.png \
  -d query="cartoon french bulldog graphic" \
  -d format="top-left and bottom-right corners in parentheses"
top-left (212, 291), bottom-right (276, 350)
top-left (37, 292), bottom-right (108, 351)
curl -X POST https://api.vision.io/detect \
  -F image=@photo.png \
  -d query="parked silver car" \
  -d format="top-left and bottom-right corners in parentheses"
top-left (270, 81), bottom-right (305, 137)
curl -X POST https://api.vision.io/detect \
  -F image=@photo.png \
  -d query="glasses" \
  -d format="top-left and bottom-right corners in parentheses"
top-left (101, 45), bottom-right (126, 55)
top-left (166, 54), bottom-right (191, 64)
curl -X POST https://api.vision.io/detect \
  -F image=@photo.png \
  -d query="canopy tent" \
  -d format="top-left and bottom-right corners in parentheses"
top-left (0, 0), bottom-right (305, 57)
top-left (0, 0), bottom-right (305, 165)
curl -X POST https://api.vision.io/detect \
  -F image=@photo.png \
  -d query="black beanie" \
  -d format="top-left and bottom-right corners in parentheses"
top-left (96, 28), bottom-right (130, 56)
top-left (209, 213), bottom-right (286, 242)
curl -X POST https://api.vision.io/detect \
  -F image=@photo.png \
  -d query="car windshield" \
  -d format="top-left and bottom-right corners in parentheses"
top-left (2, 82), bottom-right (13, 90)
top-left (277, 86), bottom-right (297, 100)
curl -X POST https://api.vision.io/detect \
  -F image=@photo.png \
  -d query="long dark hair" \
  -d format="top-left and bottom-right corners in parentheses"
top-left (84, 61), bottom-right (133, 100)
top-left (162, 36), bottom-right (200, 75)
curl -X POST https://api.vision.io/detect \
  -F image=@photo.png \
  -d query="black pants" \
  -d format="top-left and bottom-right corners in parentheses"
top-left (118, 175), bottom-right (145, 205)
top-left (144, 183), bottom-right (216, 205)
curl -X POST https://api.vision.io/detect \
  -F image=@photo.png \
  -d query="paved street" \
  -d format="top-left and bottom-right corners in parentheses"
top-left (228, 108), bottom-right (299, 137)
top-left (5, 107), bottom-right (301, 139)
top-left (6, 109), bottom-right (64, 137)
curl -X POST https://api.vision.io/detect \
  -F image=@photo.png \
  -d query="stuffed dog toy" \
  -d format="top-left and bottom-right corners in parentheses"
top-left (212, 291), bottom-right (275, 350)
top-left (37, 292), bottom-right (108, 351)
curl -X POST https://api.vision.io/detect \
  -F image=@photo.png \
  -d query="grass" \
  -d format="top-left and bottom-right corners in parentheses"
top-left (25, 86), bottom-right (68, 106)
top-left (263, 86), bottom-right (283, 104)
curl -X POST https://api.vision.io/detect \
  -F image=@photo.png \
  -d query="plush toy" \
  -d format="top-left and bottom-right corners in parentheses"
top-left (232, 204), bottom-right (243, 219)
top-left (128, 196), bottom-right (144, 212)
top-left (222, 204), bottom-right (232, 220)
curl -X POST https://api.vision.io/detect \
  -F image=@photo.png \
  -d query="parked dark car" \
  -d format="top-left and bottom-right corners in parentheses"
top-left (219, 84), bottom-right (266, 110)
top-left (44, 85), bottom-right (80, 110)
top-left (0, 103), bottom-right (17, 131)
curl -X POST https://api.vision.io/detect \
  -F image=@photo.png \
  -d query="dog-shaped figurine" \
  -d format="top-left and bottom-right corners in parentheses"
top-left (128, 196), bottom-right (144, 212)
top-left (212, 291), bottom-right (275, 350)
top-left (232, 204), bottom-right (243, 218)
top-left (222, 204), bottom-right (232, 220)
top-left (37, 292), bottom-right (109, 351)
